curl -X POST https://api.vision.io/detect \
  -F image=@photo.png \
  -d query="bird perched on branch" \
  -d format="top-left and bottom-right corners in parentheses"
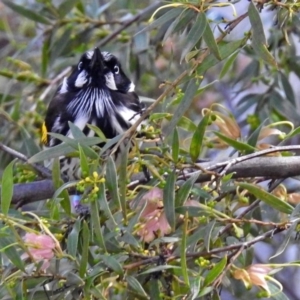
top-left (41, 48), bottom-right (145, 210)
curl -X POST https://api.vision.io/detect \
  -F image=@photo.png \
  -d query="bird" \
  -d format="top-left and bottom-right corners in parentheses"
top-left (41, 47), bottom-right (145, 210)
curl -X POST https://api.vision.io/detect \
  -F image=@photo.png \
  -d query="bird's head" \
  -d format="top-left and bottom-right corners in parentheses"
top-left (59, 47), bottom-right (135, 94)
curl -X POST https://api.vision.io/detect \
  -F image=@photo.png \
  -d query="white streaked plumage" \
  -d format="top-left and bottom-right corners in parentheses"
top-left (104, 73), bottom-right (117, 90)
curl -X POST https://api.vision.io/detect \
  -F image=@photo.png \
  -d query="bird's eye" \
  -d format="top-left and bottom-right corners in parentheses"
top-left (114, 65), bottom-right (119, 74)
top-left (78, 62), bottom-right (83, 70)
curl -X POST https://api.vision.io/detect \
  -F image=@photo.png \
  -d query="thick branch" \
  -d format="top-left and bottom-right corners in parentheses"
top-left (5, 156), bottom-right (300, 207)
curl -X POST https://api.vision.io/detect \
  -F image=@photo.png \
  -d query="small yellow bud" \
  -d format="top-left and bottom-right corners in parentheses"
top-left (93, 171), bottom-right (98, 179)
top-left (85, 177), bottom-right (91, 182)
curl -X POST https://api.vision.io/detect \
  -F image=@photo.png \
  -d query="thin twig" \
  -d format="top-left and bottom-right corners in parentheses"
top-left (0, 142), bottom-right (52, 179)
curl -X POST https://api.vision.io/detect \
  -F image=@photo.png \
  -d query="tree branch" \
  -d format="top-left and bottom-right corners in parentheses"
top-left (5, 155), bottom-right (300, 207)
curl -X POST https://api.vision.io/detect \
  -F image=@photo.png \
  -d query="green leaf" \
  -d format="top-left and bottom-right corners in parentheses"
top-left (175, 172), bottom-right (200, 207)
top-left (270, 204), bottom-right (300, 260)
top-left (98, 254), bottom-right (124, 275)
top-left (0, 237), bottom-right (25, 272)
top-left (79, 221), bottom-right (90, 277)
top-left (1, 159), bottom-right (15, 215)
top-left (119, 143), bottom-right (129, 222)
top-left (78, 144), bottom-right (89, 177)
top-left (98, 182), bottom-right (117, 225)
top-left (165, 78), bottom-right (199, 137)
top-left (41, 32), bottom-right (51, 77)
top-left (213, 131), bottom-right (256, 152)
top-left (106, 156), bottom-right (121, 209)
top-left (142, 7), bottom-right (184, 33)
top-left (248, 2), bottom-right (277, 68)
top-left (238, 183), bottom-right (293, 214)
top-left (197, 38), bottom-right (247, 75)
top-left (190, 114), bottom-right (209, 162)
top-left (51, 158), bottom-right (70, 215)
top-left (29, 136), bottom-right (102, 163)
top-left (67, 218), bottom-right (81, 257)
top-left (203, 256), bottom-right (227, 287)
top-left (90, 198), bottom-right (107, 252)
top-left (219, 51), bottom-right (239, 79)
top-left (172, 128), bottom-right (179, 163)
top-left (163, 171), bottom-right (176, 230)
top-left (2, 0), bottom-right (51, 24)
top-left (181, 212), bottom-right (189, 286)
top-left (126, 276), bottom-right (148, 298)
top-left (50, 28), bottom-right (73, 63)
top-left (204, 220), bottom-right (216, 252)
top-left (68, 122), bottom-right (86, 139)
top-left (181, 12), bottom-right (206, 62)
top-left (246, 120), bottom-right (268, 149)
top-left (203, 17), bottom-right (221, 60)
top-left (86, 124), bottom-right (107, 141)
top-left (57, 0), bottom-right (79, 17)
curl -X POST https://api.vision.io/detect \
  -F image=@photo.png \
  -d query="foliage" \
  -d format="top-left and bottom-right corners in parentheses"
top-left (1, 0), bottom-right (300, 299)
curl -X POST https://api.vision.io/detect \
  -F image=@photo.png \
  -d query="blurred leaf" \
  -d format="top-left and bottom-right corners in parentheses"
top-left (78, 144), bottom-right (89, 176)
top-left (197, 38), bottom-right (247, 74)
top-left (126, 276), bottom-right (148, 298)
top-left (181, 13), bottom-right (206, 62)
top-left (248, 2), bottom-right (277, 68)
top-left (29, 136), bottom-right (102, 163)
top-left (20, 127), bottom-right (40, 156)
top-left (190, 114), bottom-right (209, 162)
top-left (106, 156), bottom-right (121, 209)
top-left (246, 119), bottom-right (268, 148)
top-left (203, 256), bottom-right (227, 286)
top-left (98, 254), bottom-right (124, 275)
top-left (181, 211), bottom-right (189, 286)
top-left (119, 142), bottom-right (129, 222)
top-left (0, 237), bottom-right (25, 272)
top-left (213, 131), bottom-right (256, 152)
top-left (238, 183), bottom-right (293, 214)
top-left (50, 28), bottom-right (73, 63)
top-left (99, 182), bottom-right (117, 225)
top-left (219, 51), bottom-right (239, 79)
top-left (67, 218), bottom-right (81, 257)
top-left (68, 122), bottom-right (86, 139)
top-left (203, 17), bottom-right (221, 60)
top-left (141, 265), bottom-right (182, 275)
top-left (2, 1), bottom-right (51, 24)
top-left (90, 198), bottom-right (106, 251)
top-left (165, 78), bottom-right (199, 137)
top-left (175, 172), bottom-right (200, 207)
top-left (172, 128), bottom-right (179, 163)
top-left (280, 72), bottom-right (295, 105)
top-left (87, 124), bottom-right (107, 141)
top-left (204, 220), bottom-right (216, 252)
top-left (270, 204), bottom-right (300, 260)
top-left (41, 31), bottom-right (51, 76)
top-left (1, 159), bottom-right (15, 215)
top-left (142, 7), bottom-right (184, 33)
top-left (163, 170), bottom-right (176, 230)
top-left (58, 0), bottom-right (80, 17)
top-left (79, 221), bottom-right (89, 277)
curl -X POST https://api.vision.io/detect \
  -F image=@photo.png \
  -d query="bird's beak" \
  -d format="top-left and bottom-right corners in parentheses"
top-left (90, 47), bottom-right (105, 73)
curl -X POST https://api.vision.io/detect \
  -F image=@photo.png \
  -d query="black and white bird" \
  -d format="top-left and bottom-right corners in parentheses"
top-left (42, 48), bottom-right (145, 180)
top-left (42, 48), bottom-right (144, 146)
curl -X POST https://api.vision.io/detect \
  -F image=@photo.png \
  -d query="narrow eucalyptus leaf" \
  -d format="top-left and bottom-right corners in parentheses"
top-left (163, 171), bottom-right (176, 229)
top-left (1, 159), bottom-right (15, 215)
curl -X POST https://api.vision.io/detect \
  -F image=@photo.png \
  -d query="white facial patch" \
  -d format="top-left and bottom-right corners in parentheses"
top-left (75, 70), bottom-right (88, 88)
top-left (59, 77), bottom-right (68, 94)
top-left (128, 82), bottom-right (135, 92)
top-left (102, 51), bottom-right (113, 61)
top-left (105, 73), bottom-right (117, 90)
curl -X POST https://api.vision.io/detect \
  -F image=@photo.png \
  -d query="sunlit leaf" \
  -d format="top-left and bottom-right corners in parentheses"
top-left (238, 183), bottom-right (293, 214)
top-left (1, 159), bottom-right (15, 215)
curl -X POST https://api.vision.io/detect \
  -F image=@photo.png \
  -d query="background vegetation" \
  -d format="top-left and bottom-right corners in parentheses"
top-left (1, 0), bottom-right (300, 299)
